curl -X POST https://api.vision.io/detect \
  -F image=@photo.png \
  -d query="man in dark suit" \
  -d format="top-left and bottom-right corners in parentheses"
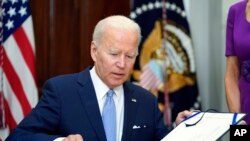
top-left (6, 15), bottom-right (191, 141)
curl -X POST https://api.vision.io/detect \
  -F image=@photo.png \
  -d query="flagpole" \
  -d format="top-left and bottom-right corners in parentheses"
top-left (161, 0), bottom-right (172, 127)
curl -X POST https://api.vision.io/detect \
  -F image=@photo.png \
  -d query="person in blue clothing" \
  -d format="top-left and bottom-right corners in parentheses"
top-left (6, 15), bottom-right (191, 141)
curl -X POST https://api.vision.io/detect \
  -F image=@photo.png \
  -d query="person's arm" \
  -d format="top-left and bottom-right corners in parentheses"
top-left (246, 0), bottom-right (250, 22)
top-left (6, 77), bottom-right (85, 141)
top-left (224, 56), bottom-right (240, 112)
top-left (5, 79), bottom-right (62, 141)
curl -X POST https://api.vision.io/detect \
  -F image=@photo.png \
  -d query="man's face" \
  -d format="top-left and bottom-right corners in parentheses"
top-left (91, 27), bottom-right (138, 88)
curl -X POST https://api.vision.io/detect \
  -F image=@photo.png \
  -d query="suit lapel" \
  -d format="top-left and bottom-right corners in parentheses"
top-left (121, 82), bottom-right (139, 141)
top-left (77, 68), bottom-right (106, 141)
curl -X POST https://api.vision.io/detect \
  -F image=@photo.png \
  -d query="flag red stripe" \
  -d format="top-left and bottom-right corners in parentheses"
top-left (13, 27), bottom-right (36, 81)
top-left (2, 49), bottom-right (32, 116)
top-left (4, 98), bottom-right (17, 131)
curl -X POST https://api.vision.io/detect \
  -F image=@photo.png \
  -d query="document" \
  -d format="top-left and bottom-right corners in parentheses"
top-left (161, 111), bottom-right (246, 141)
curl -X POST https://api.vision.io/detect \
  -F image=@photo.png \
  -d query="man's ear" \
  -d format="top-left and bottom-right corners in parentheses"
top-left (90, 41), bottom-right (97, 62)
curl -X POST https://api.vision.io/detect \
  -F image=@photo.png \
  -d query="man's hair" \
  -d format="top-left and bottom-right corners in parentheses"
top-left (92, 15), bottom-right (142, 48)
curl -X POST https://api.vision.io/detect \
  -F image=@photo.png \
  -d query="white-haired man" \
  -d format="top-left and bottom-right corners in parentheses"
top-left (6, 15), bottom-right (191, 141)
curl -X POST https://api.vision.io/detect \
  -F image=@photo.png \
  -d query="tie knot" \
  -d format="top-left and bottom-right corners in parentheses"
top-left (107, 89), bottom-right (114, 97)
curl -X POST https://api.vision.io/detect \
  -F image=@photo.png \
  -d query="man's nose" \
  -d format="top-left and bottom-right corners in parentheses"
top-left (117, 56), bottom-right (126, 68)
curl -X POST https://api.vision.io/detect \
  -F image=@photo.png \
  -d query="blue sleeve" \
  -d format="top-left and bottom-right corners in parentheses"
top-left (6, 79), bottom-right (62, 141)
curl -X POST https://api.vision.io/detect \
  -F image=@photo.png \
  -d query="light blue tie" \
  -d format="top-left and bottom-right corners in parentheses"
top-left (102, 89), bottom-right (116, 141)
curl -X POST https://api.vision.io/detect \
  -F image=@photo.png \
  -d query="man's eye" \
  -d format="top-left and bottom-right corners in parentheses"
top-left (126, 55), bottom-right (135, 59)
top-left (110, 53), bottom-right (118, 56)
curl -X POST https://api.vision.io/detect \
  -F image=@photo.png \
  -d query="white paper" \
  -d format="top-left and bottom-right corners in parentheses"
top-left (161, 112), bottom-right (246, 141)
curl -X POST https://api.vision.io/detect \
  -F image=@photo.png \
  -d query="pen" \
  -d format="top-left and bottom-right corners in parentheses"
top-left (232, 113), bottom-right (237, 125)
top-left (182, 111), bottom-right (201, 122)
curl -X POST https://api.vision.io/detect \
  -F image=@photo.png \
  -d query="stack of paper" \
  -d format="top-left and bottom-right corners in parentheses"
top-left (161, 112), bottom-right (246, 141)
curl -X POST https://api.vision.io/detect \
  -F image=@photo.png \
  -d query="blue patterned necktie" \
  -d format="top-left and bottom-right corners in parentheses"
top-left (102, 89), bottom-right (116, 141)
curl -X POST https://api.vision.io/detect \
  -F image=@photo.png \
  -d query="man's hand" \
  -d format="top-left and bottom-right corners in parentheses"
top-left (63, 134), bottom-right (83, 141)
top-left (175, 110), bottom-right (192, 125)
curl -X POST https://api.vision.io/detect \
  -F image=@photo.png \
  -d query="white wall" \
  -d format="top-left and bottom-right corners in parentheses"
top-left (184, 0), bottom-right (238, 140)
top-left (185, 0), bottom-right (238, 111)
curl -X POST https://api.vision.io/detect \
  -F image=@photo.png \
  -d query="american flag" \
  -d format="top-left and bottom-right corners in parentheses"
top-left (139, 60), bottom-right (164, 91)
top-left (0, 0), bottom-right (38, 140)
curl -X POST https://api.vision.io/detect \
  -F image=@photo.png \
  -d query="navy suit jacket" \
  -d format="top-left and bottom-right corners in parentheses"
top-left (6, 67), bottom-right (168, 141)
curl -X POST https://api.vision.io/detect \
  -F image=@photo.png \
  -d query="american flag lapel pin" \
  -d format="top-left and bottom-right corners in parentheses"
top-left (131, 98), bottom-right (137, 102)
